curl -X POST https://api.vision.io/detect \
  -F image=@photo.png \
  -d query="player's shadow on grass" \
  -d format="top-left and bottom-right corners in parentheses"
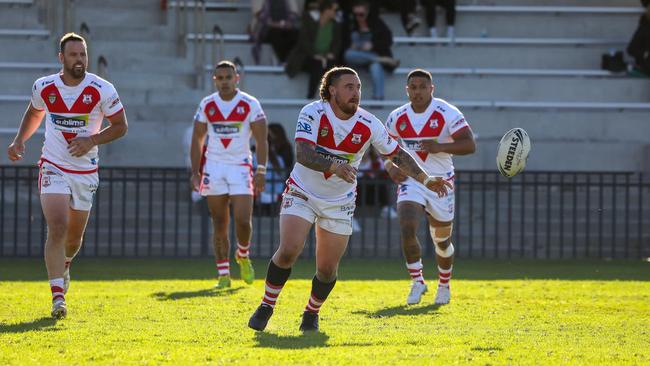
top-left (353, 303), bottom-right (442, 318)
top-left (254, 331), bottom-right (330, 349)
top-left (152, 286), bottom-right (243, 301)
top-left (0, 317), bottom-right (59, 333)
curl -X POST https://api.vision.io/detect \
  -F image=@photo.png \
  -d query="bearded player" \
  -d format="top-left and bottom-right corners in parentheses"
top-left (6, 33), bottom-right (128, 319)
top-left (247, 67), bottom-right (452, 332)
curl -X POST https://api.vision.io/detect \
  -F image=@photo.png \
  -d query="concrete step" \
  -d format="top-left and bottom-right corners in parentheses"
top-left (75, 5), bottom-right (164, 27)
top-left (206, 72), bottom-right (650, 102)
top-left (212, 42), bottom-right (615, 70)
top-left (0, 3), bottom-right (40, 28)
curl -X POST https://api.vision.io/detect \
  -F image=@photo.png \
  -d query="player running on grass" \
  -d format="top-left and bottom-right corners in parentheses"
top-left (384, 69), bottom-right (476, 305)
top-left (190, 61), bottom-right (268, 288)
top-left (6, 33), bottom-right (128, 319)
top-left (247, 67), bottom-right (452, 332)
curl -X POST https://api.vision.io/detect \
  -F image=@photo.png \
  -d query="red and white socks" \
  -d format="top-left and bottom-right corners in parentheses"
top-left (304, 276), bottom-right (336, 314)
top-left (438, 265), bottom-right (453, 288)
top-left (406, 259), bottom-right (425, 284)
top-left (216, 259), bottom-right (230, 277)
top-left (236, 242), bottom-right (250, 259)
top-left (50, 278), bottom-right (65, 303)
top-left (261, 260), bottom-right (292, 308)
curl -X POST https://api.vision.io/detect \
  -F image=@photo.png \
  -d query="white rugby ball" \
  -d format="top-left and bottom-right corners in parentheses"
top-left (496, 128), bottom-right (531, 178)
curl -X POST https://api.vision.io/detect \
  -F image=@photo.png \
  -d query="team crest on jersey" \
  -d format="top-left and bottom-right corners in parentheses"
top-left (282, 197), bottom-right (294, 209)
top-left (236, 106), bottom-right (245, 114)
top-left (48, 92), bottom-right (56, 104)
top-left (42, 176), bottom-right (51, 188)
top-left (320, 127), bottom-right (329, 137)
top-left (399, 121), bottom-right (406, 131)
top-left (351, 133), bottom-right (362, 144)
top-left (83, 94), bottom-right (93, 104)
top-left (208, 107), bottom-right (216, 116)
top-left (429, 119), bottom-right (439, 129)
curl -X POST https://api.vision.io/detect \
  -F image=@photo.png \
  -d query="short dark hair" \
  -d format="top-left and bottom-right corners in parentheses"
top-left (215, 60), bottom-right (237, 73)
top-left (407, 69), bottom-right (432, 83)
top-left (59, 32), bottom-right (86, 53)
top-left (319, 67), bottom-right (358, 100)
top-left (352, 0), bottom-right (370, 10)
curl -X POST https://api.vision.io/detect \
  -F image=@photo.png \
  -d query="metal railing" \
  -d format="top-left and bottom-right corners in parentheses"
top-left (1, 166), bottom-right (649, 259)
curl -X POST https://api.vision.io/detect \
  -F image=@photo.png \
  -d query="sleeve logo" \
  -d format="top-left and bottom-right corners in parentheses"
top-left (297, 121), bottom-right (312, 134)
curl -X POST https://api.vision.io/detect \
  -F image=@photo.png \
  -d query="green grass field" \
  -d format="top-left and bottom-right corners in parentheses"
top-left (1, 258), bottom-right (649, 365)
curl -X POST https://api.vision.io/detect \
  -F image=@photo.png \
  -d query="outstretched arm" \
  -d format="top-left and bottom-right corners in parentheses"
top-left (386, 146), bottom-right (452, 196)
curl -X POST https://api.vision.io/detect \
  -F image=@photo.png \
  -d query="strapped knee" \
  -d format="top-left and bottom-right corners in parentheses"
top-left (429, 224), bottom-right (455, 258)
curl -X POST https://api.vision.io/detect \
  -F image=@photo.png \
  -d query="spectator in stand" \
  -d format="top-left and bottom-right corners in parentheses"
top-left (250, 0), bottom-right (300, 65)
top-left (285, 0), bottom-right (341, 99)
top-left (628, 2), bottom-right (650, 76)
top-left (343, 0), bottom-right (399, 100)
top-left (421, 0), bottom-right (456, 39)
top-left (268, 122), bottom-right (294, 171)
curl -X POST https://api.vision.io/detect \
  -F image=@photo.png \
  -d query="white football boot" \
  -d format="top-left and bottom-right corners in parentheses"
top-left (407, 281), bottom-right (428, 305)
top-left (51, 299), bottom-right (67, 319)
top-left (434, 285), bottom-right (451, 305)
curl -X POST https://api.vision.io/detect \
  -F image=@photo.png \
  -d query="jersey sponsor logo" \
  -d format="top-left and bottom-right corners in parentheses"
top-left (297, 121), bottom-right (312, 134)
top-left (108, 94), bottom-right (120, 109)
top-left (41, 175), bottom-right (51, 187)
top-left (300, 112), bottom-right (314, 121)
top-left (211, 124), bottom-right (240, 134)
top-left (316, 149), bottom-right (349, 165)
top-left (399, 121), bottom-right (407, 131)
top-left (403, 139), bottom-right (424, 151)
top-left (51, 114), bottom-right (89, 131)
top-left (90, 80), bottom-right (102, 88)
top-left (451, 118), bottom-right (465, 129)
top-left (208, 107), bottom-right (216, 116)
top-left (83, 94), bottom-right (93, 104)
top-left (320, 126), bottom-right (329, 137)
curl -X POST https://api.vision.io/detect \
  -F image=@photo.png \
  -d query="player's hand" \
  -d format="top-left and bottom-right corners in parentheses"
top-left (421, 139), bottom-right (444, 154)
top-left (386, 164), bottom-right (408, 184)
top-left (190, 172), bottom-right (201, 192)
top-left (68, 136), bottom-right (95, 157)
top-left (7, 140), bottom-right (25, 162)
top-left (332, 163), bottom-right (357, 183)
top-left (253, 171), bottom-right (265, 195)
top-left (424, 176), bottom-right (453, 198)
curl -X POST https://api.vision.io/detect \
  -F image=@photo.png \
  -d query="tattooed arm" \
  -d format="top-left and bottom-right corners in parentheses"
top-left (386, 146), bottom-right (452, 196)
top-left (295, 140), bottom-right (357, 183)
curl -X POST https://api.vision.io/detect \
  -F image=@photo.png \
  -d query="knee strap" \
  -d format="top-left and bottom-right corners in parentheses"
top-left (429, 224), bottom-right (455, 258)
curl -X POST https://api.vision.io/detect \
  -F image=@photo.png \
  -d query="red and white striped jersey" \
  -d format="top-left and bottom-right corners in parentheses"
top-left (385, 98), bottom-right (470, 177)
top-left (31, 72), bottom-right (124, 172)
top-left (194, 90), bottom-right (266, 165)
top-left (291, 100), bottom-right (399, 201)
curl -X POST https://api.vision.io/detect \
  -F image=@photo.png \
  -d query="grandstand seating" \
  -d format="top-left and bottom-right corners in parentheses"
top-left (0, 0), bottom-right (648, 172)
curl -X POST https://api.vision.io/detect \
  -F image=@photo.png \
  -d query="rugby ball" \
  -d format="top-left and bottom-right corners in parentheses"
top-left (496, 128), bottom-right (531, 178)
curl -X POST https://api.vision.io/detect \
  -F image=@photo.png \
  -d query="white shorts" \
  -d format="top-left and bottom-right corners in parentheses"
top-left (397, 177), bottom-right (455, 222)
top-left (200, 159), bottom-right (253, 196)
top-left (39, 161), bottom-right (99, 211)
top-left (280, 181), bottom-right (356, 236)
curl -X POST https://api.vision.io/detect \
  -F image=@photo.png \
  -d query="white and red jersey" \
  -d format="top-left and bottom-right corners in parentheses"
top-left (291, 100), bottom-right (399, 201)
top-left (385, 98), bottom-right (470, 178)
top-left (31, 72), bottom-right (124, 172)
top-left (193, 90), bottom-right (266, 165)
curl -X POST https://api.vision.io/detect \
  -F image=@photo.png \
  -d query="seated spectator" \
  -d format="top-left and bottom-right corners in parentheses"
top-left (250, 0), bottom-right (300, 65)
top-left (285, 0), bottom-right (341, 99)
top-left (422, 0), bottom-right (456, 39)
top-left (343, 0), bottom-right (399, 100)
top-left (627, 3), bottom-right (650, 75)
top-left (268, 122), bottom-right (294, 170)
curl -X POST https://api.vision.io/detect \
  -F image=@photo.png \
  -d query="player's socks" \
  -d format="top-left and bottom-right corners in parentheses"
top-left (304, 276), bottom-right (336, 314)
top-left (406, 259), bottom-right (425, 284)
top-left (50, 278), bottom-right (65, 303)
top-left (63, 256), bottom-right (73, 294)
top-left (236, 242), bottom-right (250, 259)
top-left (216, 259), bottom-right (230, 277)
top-left (261, 260), bottom-right (292, 308)
top-left (438, 265), bottom-right (452, 289)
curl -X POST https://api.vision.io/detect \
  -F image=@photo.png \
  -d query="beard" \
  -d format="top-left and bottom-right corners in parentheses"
top-left (66, 62), bottom-right (86, 79)
top-left (334, 93), bottom-right (358, 115)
